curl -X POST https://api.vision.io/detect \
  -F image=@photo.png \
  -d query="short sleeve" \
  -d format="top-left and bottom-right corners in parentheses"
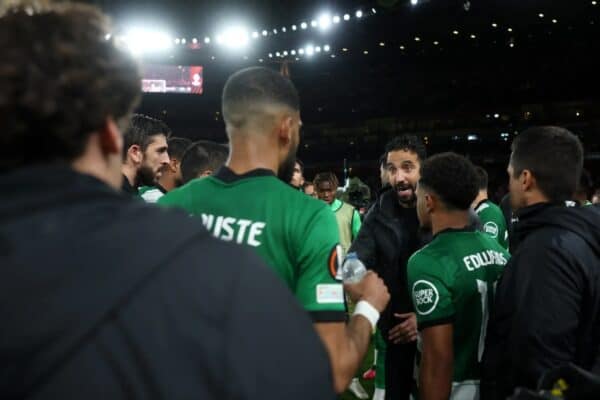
top-left (296, 207), bottom-right (347, 322)
top-left (407, 253), bottom-right (455, 329)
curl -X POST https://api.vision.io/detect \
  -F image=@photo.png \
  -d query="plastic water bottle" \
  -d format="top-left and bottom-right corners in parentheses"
top-left (342, 252), bottom-right (367, 284)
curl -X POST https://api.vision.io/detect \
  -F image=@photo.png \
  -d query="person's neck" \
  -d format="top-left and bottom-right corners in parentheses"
top-left (226, 135), bottom-right (279, 175)
top-left (472, 190), bottom-right (488, 208)
top-left (121, 163), bottom-right (137, 187)
top-left (159, 174), bottom-right (177, 192)
top-left (430, 210), bottom-right (471, 236)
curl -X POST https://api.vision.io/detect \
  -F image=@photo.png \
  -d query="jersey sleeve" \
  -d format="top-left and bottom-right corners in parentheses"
top-left (407, 252), bottom-right (455, 330)
top-left (295, 206), bottom-right (347, 322)
top-left (351, 209), bottom-right (362, 240)
top-left (478, 205), bottom-right (509, 250)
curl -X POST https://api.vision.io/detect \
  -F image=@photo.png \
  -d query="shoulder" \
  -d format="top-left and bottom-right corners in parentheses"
top-left (408, 244), bottom-right (441, 275)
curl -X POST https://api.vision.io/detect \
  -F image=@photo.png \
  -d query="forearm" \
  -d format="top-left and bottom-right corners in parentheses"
top-left (420, 351), bottom-right (453, 400)
top-left (315, 315), bottom-right (373, 393)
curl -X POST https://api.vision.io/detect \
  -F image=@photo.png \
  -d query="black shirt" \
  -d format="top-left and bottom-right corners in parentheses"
top-left (0, 165), bottom-right (335, 400)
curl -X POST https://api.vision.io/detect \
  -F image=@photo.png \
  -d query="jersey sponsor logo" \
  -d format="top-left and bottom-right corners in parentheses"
top-left (412, 280), bottom-right (439, 316)
top-left (316, 284), bottom-right (344, 304)
top-left (200, 213), bottom-right (266, 247)
top-left (462, 250), bottom-right (507, 272)
top-left (329, 244), bottom-right (343, 280)
top-left (483, 221), bottom-right (499, 238)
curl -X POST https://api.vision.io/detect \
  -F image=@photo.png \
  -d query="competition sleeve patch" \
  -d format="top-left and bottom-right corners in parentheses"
top-left (328, 244), bottom-right (343, 279)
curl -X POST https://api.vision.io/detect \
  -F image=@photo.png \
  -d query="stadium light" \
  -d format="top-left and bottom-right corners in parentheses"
top-left (292, 25), bottom-right (297, 30)
top-left (492, 23), bottom-right (498, 28)
top-left (298, 48), bottom-right (305, 55)
top-left (192, 38), bottom-right (198, 44)
top-left (305, 45), bottom-right (315, 56)
top-left (291, 50), bottom-right (296, 55)
top-left (301, 22), bottom-right (308, 29)
top-left (181, 38), bottom-right (186, 44)
top-left (343, 14), bottom-right (351, 21)
top-left (315, 46), bottom-right (321, 53)
top-left (468, 134), bottom-right (479, 141)
top-left (204, 37), bottom-right (211, 43)
top-left (175, 38), bottom-right (181, 44)
top-left (283, 50), bottom-right (288, 56)
top-left (324, 44), bottom-right (331, 52)
top-left (318, 13), bottom-right (332, 30)
top-left (218, 26), bottom-right (250, 49)
top-left (268, 53), bottom-right (273, 58)
top-left (252, 31), bottom-right (259, 38)
top-left (333, 15), bottom-right (341, 24)
top-left (273, 28), bottom-right (278, 34)
top-left (411, 0), bottom-right (418, 5)
top-left (282, 27), bottom-right (287, 32)
top-left (276, 51), bottom-right (281, 57)
top-left (355, 10), bottom-right (363, 18)
top-left (311, 20), bottom-right (318, 28)
top-left (124, 28), bottom-right (174, 55)
top-left (262, 30), bottom-right (268, 36)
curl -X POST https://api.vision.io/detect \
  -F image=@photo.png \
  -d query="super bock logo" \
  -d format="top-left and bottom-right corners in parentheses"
top-left (412, 280), bottom-right (439, 315)
top-left (483, 221), bottom-right (499, 238)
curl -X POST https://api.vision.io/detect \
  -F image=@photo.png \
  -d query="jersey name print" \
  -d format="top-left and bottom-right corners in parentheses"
top-left (200, 213), bottom-right (266, 247)
top-left (408, 228), bottom-right (510, 398)
top-left (158, 167), bottom-right (346, 320)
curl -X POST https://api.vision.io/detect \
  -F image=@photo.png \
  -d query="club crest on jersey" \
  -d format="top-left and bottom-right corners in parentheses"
top-left (412, 280), bottom-right (439, 316)
top-left (483, 222), bottom-right (499, 238)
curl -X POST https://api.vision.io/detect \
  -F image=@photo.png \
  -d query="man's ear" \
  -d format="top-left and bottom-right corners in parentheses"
top-left (425, 192), bottom-right (436, 214)
top-left (99, 117), bottom-right (122, 157)
top-left (276, 115), bottom-right (294, 145)
top-left (169, 158), bottom-right (180, 173)
top-left (521, 169), bottom-right (535, 193)
top-left (127, 144), bottom-right (143, 165)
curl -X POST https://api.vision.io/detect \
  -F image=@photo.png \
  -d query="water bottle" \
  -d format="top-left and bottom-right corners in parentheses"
top-left (342, 252), bottom-right (367, 284)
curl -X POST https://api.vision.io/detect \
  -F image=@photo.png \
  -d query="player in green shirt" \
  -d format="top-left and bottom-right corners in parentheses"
top-left (472, 166), bottom-right (509, 249)
top-left (159, 66), bottom-right (390, 394)
top-left (408, 153), bottom-right (510, 400)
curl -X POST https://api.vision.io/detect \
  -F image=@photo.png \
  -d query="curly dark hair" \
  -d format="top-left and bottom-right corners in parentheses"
top-left (313, 172), bottom-right (339, 189)
top-left (122, 114), bottom-right (172, 161)
top-left (419, 152), bottom-right (479, 210)
top-left (0, 2), bottom-right (141, 173)
top-left (384, 135), bottom-right (427, 163)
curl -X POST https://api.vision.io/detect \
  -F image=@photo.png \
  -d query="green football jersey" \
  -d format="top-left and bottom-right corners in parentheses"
top-left (474, 199), bottom-right (508, 249)
top-left (407, 228), bottom-right (509, 398)
top-left (158, 168), bottom-right (346, 321)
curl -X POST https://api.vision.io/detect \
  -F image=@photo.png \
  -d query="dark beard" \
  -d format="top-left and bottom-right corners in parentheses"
top-left (394, 183), bottom-right (417, 208)
top-left (136, 165), bottom-right (156, 187)
top-left (278, 149), bottom-right (296, 184)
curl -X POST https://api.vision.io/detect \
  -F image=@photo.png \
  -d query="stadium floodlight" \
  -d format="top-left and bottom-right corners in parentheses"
top-left (291, 50), bottom-right (296, 55)
top-left (276, 51), bottom-right (281, 57)
top-left (292, 24), bottom-right (297, 30)
top-left (283, 50), bottom-right (288, 56)
top-left (467, 134), bottom-right (479, 141)
top-left (494, 113), bottom-right (500, 118)
top-left (268, 53), bottom-right (273, 58)
top-left (218, 26), bottom-right (250, 49)
top-left (273, 29), bottom-right (278, 34)
top-left (492, 23), bottom-right (498, 28)
top-left (355, 10), bottom-right (363, 18)
top-left (538, 13), bottom-right (544, 18)
top-left (298, 48), bottom-right (305, 55)
top-left (343, 14), bottom-right (351, 21)
top-left (311, 20), bottom-right (318, 28)
top-left (453, 30), bottom-right (459, 35)
top-left (262, 30), bottom-right (268, 36)
top-left (300, 22), bottom-right (308, 29)
top-left (324, 44), bottom-right (330, 52)
top-left (204, 37), bottom-right (211, 44)
top-left (192, 38), bottom-right (198, 44)
top-left (372, 8), bottom-right (377, 14)
top-left (411, 0), bottom-right (418, 5)
top-left (175, 38), bottom-right (181, 44)
top-left (305, 45), bottom-right (315, 56)
top-left (282, 27), bottom-right (287, 32)
top-left (315, 46), bottom-right (321, 53)
top-left (333, 15), bottom-right (341, 24)
top-left (181, 38), bottom-right (186, 44)
top-left (318, 13), bottom-right (332, 30)
top-left (252, 31), bottom-right (259, 39)
top-left (124, 28), bottom-right (174, 55)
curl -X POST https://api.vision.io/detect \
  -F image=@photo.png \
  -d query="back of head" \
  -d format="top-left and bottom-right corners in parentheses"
top-left (167, 137), bottom-right (192, 161)
top-left (181, 140), bottom-right (229, 183)
top-left (384, 135), bottom-right (427, 162)
top-left (510, 126), bottom-right (584, 203)
top-left (122, 114), bottom-right (172, 161)
top-left (420, 152), bottom-right (479, 211)
top-left (222, 67), bottom-right (300, 131)
top-left (474, 166), bottom-right (489, 191)
top-left (0, 2), bottom-right (141, 173)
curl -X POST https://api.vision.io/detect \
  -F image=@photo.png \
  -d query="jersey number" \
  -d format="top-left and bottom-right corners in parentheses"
top-left (476, 279), bottom-right (497, 362)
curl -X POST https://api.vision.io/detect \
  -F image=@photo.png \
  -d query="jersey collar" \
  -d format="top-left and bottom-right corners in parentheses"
top-left (329, 198), bottom-right (343, 212)
top-left (432, 225), bottom-right (476, 240)
top-left (214, 166), bottom-right (276, 183)
top-left (474, 198), bottom-right (489, 212)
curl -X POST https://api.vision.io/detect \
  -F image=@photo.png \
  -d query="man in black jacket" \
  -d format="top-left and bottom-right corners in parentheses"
top-left (0, 4), bottom-right (335, 399)
top-left (350, 135), bottom-right (427, 400)
top-left (482, 126), bottom-right (600, 399)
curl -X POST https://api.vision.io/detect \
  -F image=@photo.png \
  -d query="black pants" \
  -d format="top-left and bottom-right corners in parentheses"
top-left (384, 341), bottom-right (416, 400)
